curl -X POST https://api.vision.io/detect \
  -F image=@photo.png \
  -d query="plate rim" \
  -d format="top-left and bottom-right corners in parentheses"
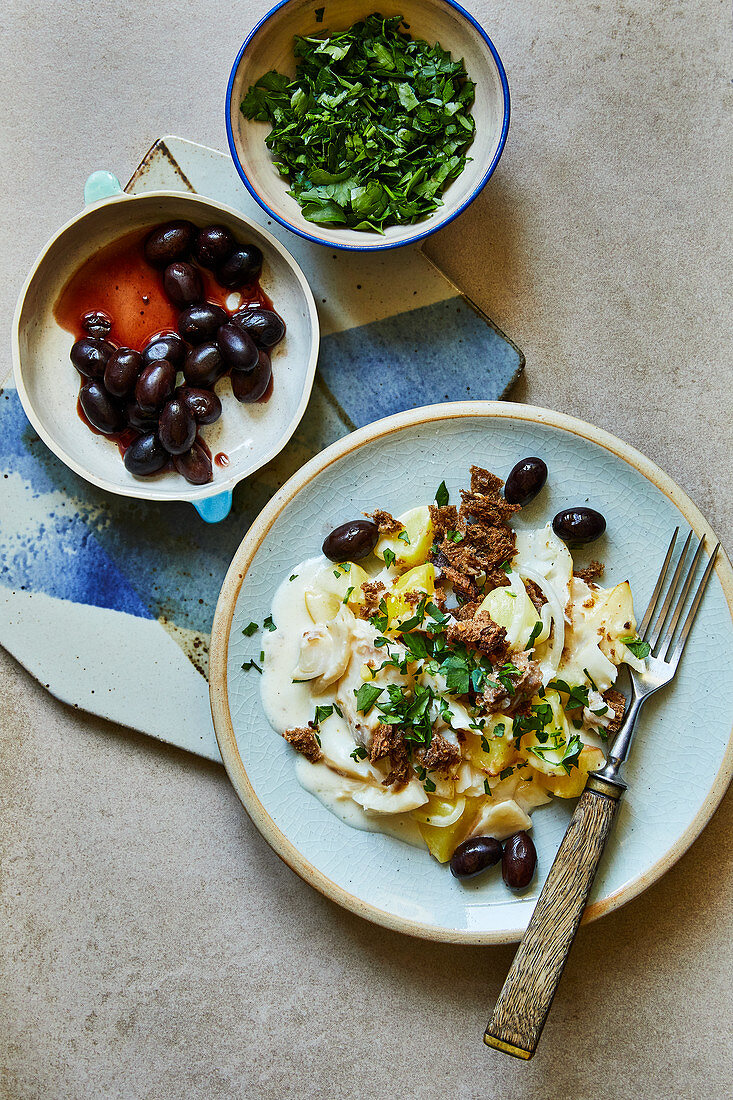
top-left (209, 400), bottom-right (733, 944)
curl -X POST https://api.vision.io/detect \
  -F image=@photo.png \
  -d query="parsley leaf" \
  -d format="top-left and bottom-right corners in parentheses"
top-left (354, 683), bottom-right (383, 714)
top-left (383, 548), bottom-right (396, 569)
top-left (621, 636), bottom-right (651, 659)
top-left (314, 705), bottom-right (334, 725)
top-left (242, 622), bottom-right (258, 637)
top-left (397, 530), bottom-right (411, 545)
top-left (241, 659), bottom-right (262, 673)
top-left (435, 481), bottom-right (449, 507)
top-left (526, 621), bottom-right (543, 650)
top-left (263, 615), bottom-right (276, 632)
top-left (350, 744), bottom-right (367, 761)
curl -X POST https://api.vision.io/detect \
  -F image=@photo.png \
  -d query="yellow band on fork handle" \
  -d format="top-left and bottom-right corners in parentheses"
top-left (483, 1033), bottom-right (533, 1059)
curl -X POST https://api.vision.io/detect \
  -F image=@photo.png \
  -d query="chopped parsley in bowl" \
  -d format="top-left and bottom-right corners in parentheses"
top-left (240, 14), bottom-right (476, 233)
top-left (226, 0), bottom-right (510, 250)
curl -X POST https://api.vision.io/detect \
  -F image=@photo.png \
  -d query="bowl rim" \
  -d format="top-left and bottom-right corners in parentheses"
top-left (209, 399), bottom-right (733, 944)
top-left (225, 0), bottom-right (511, 252)
top-left (11, 187), bottom-right (320, 502)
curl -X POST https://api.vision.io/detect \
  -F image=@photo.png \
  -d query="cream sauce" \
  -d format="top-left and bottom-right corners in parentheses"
top-left (261, 557), bottom-right (424, 848)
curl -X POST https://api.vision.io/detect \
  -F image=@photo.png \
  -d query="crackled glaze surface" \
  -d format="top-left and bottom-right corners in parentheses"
top-left (215, 406), bottom-right (733, 941)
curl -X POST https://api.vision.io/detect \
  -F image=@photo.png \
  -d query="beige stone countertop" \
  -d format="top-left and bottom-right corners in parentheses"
top-left (1, 1), bottom-right (731, 1096)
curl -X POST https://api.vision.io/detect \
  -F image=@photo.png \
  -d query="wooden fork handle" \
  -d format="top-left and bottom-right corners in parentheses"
top-left (484, 781), bottom-right (622, 1060)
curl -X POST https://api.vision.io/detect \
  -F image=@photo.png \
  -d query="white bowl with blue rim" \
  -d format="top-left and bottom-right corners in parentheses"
top-left (226, 0), bottom-right (510, 251)
top-left (12, 172), bottom-right (319, 523)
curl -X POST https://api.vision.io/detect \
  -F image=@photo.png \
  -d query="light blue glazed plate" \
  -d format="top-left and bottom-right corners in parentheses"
top-left (210, 402), bottom-right (733, 943)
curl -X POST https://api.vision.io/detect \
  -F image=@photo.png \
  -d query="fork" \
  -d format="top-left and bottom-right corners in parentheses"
top-left (484, 528), bottom-right (720, 1060)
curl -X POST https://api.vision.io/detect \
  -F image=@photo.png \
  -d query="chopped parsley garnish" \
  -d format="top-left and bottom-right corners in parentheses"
top-left (499, 766), bottom-right (514, 781)
top-left (415, 765), bottom-right (436, 793)
top-left (333, 569), bottom-right (342, 578)
top-left (445, 529), bottom-right (464, 544)
top-left (397, 530), bottom-right (411, 545)
top-left (526, 621), bottom-right (543, 649)
top-left (528, 735), bottom-right (583, 775)
top-left (493, 722), bottom-right (506, 739)
top-left (242, 622), bottom-right (258, 637)
top-left (240, 14), bottom-right (476, 232)
top-left (343, 586), bottom-right (355, 603)
top-left (621, 636), bottom-right (651, 659)
top-left (314, 6), bottom-right (324, 22)
top-left (314, 705), bottom-right (334, 725)
top-left (340, 562), bottom-right (352, 573)
top-left (500, 560), bottom-right (512, 574)
top-left (383, 548), bottom-right (396, 569)
top-left (354, 683), bottom-right (383, 714)
top-left (333, 703), bottom-right (344, 718)
top-left (435, 481), bottom-right (449, 507)
top-left (484, 778), bottom-right (491, 795)
top-left (289, 574), bottom-right (298, 581)
top-left (350, 744), bottom-right (368, 761)
top-left (548, 679), bottom-right (591, 711)
top-left (369, 598), bottom-right (390, 634)
top-left (241, 659), bottom-right (262, 673)
top-left (263, 615), bottom-right (276, 632)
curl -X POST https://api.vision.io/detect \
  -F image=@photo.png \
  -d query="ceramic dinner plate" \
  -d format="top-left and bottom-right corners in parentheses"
top-left (209, 402), bottom-right (733, 943)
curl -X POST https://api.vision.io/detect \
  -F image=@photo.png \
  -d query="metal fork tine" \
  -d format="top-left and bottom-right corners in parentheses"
top-left (638, 528), bottom-right (678, 637)
top-left (668, 544), bottom-right (720, 668)
top-left (658, 536), bottom-right (705, 659)
top-left (648, 530), bottom-right (693, 650)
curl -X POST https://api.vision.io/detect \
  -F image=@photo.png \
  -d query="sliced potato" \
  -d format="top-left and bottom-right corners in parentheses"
top-left (375, 506), bottom-right (434, 568)
top-left (537, 745), bottom-right (605, 798)
top-left (386, 563), bottom-right (435, 627)
top-left (418, 796), bottom-right (481, 863)
top-left (466, 717), bottom-right (519, 777)
top-left (305, 561), bottom-right (370, 623)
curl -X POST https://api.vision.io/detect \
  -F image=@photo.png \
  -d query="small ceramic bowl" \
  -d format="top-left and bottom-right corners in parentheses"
top-left (226, 0), bottom-right (510, 251)
top-left (12, 172), bottom-right (320, 522)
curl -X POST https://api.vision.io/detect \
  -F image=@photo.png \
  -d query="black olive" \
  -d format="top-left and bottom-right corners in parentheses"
top-left (217, 323), bottom-right (259, 372)
top-left (70, 337), bottom-right (115, 379)
top-left (104, 348), bottom-right (142, 398)
top-left (232, 306), bottom-right (286, 349)
top-left (322, 519), bottom-right (379, 562)
top-left (450, 836), bottom-right (503, 879)
top-left (144, 220), bottom-right (196, 267)
top-left (216, 245), bottom-right (263, 289)
top-left (81, 310), bottom-right (112, 338)
top-left (502, 831), bottom-right (537, 889)
top-left (173, 440), bottom-right (212, 484)
top-left (231, 351), bottom-right (271, 403)
top-left (135, 360), bottom-right (176, 413)
top-left (177, 302), bottom-right (229, 345)
top-left (158, 399), bottom-right (196, 455)
top-left (124, 400), bottom-right (159, 432)
top-left (504, 457), bottom-right (548, 506)
top-left (552, 507), bottom-right (607, 545)
top-left (79, 380), bottom-right (122, 434)
top-left (182, 343), bottom-right (225, 388)
top-left (142, 333), bottom-right (186, 369)
top-left (123, 432), bottom-right (169, 476)
top-left (176, 386), bottom-right (222, 425)
top-left (194, 225), bottom-right (236, 269)
top-left (164, 261), bottom-right (204, 307)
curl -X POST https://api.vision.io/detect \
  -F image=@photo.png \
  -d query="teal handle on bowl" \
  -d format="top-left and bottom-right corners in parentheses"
top-left (84, 171), bottom-right (123, 205)
top-left (193, 491), bottom-right (233, 523)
